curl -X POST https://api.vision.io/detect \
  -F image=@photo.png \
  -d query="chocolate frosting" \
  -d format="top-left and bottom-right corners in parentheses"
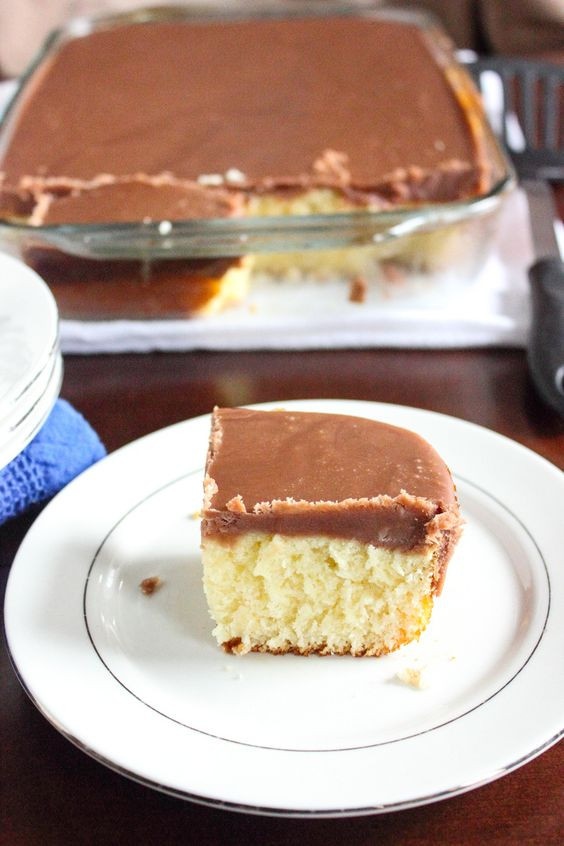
top-left (0, 16), bottom-right (486, 211)
top-left (202, 407), bottom-right (461, 555)
top-left (29, 175), bottom-right (243, 224)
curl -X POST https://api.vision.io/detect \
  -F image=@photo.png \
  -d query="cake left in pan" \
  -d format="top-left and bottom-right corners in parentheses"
top-left (18, 175), bottom-right (251, 319)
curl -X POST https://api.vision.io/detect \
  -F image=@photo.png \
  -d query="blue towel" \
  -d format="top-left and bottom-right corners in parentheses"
top-left (0, 399), bottom-right (106, 526)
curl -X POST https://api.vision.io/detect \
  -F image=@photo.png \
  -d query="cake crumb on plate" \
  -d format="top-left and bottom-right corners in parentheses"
top-left (395, 666), bottom-right (431, 690)
top-left (139, 576), bottom-right (162, 595)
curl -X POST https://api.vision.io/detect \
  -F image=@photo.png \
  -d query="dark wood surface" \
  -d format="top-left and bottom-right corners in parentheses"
top-left (1, 147), bottom-right (563, 846)
top-left (1, 347), bottom-right (563, 845)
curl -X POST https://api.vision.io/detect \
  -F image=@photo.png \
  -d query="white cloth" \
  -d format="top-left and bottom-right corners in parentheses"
top-left (0, 77), bottom-right (536, 353)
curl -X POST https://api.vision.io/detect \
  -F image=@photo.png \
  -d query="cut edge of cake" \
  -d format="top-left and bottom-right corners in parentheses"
top-left (201, 407), bottom-right (463, 658)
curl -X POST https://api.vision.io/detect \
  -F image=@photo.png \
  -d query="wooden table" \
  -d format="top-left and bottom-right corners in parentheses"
top-left (1, 347), bottom-right (563, 845)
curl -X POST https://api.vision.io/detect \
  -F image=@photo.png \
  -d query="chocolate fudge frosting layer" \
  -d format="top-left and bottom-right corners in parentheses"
top-left (202, 407), bottom-right (461, 550)
top-left (0, 16), bottom-right (485, 202)
top-left (29, 176), bottom-right (244, 224)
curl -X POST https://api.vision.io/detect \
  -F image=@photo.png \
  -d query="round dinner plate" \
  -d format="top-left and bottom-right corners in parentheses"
top-left (5, 399), bottom-right (564, 817)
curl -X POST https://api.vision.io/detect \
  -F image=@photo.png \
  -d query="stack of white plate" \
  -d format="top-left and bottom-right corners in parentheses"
top-left (0, 253), bottom-right (63, 471)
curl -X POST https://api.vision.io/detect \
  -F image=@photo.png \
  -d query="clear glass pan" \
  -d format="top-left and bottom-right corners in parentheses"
top-left (0, 1), bottom-right (515, 319)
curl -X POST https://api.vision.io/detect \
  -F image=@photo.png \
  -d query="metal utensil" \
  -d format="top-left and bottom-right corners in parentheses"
top-left (470, 57), bottom-right (564, 415)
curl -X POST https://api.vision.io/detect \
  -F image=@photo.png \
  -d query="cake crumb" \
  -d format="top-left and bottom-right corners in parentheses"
top-left (139, 576), bottom-right (162, 595)
top-left (190, 509), bottom-right (202, 520)
top-left (396, 666), bottom-right (430, 690)
top-left (312, 148), bottom-right (351, 183)
top-left (380, 262), bottom-right (407, 286)
top-left (223, 637), bottom-right (249, 654)
top-left (225, 167), bottom-right (246, 184)
top-left (226, 495), bottom-right (247, 513)
top-left (349, 275), bottom-right (368, 303)
top-left (197, 173), bottom-right (224, 186)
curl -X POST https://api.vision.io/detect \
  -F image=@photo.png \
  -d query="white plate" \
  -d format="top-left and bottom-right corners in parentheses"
top-left (5, 400), bottom-right (563, 817)
top-left (0, 253), bottom-right (58, 413)
top-left (0, 252), bottom-right (61, 469)
top-left (0, 349), bottom-right (63, 471)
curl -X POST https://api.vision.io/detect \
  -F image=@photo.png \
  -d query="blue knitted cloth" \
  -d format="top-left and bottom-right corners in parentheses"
top-left (0, 399), bottom-right (106, 525)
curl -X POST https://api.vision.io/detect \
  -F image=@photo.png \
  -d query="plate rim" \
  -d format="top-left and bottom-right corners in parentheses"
top-left (0, 350), bottom-right (63, 471)
top-left (0, 252), bottom-right (59, 411)
top-left (5, 648), bottom-right (564, 819)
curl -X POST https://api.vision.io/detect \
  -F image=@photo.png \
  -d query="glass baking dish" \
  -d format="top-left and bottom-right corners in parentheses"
top-left (0, 1), bottom-right (514, 321)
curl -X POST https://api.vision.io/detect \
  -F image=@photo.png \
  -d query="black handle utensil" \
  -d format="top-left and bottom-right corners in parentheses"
top-left (470, 57), bottom-right (564, 416)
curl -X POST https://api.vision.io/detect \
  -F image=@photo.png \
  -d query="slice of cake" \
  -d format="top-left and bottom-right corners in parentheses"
top-left (201, 407), bottom-right (462, 656)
